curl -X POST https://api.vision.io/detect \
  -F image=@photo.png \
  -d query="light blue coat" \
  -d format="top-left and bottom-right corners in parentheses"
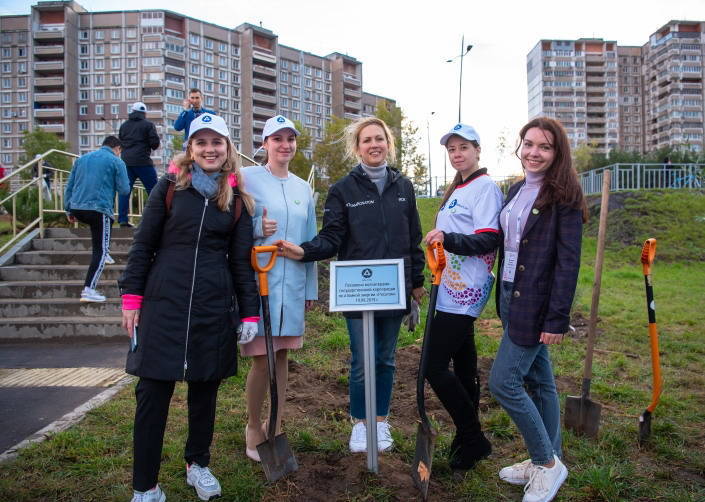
top-left (242, 165), bottom-right (318, 336)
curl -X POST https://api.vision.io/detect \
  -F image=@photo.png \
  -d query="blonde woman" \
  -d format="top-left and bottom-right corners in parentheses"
top-left (277, 116), bottom-right (425, 454)
top-left (120, 114), bottom-right (259, 502)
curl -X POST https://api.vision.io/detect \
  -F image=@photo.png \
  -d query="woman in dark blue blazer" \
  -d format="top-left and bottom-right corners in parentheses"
top-left (489, 117), bottom-right (587, 502)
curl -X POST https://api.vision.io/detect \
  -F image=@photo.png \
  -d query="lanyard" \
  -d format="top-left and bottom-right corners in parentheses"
top-left (504, 184), bottom-right (527, 249)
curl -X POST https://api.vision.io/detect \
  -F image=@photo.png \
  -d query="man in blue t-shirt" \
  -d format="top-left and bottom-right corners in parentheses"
top-left (173, 88), bottom-right (216, 142)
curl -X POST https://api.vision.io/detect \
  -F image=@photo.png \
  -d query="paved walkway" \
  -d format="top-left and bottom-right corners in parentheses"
top-left (0, 340), bottom-right (128, 456)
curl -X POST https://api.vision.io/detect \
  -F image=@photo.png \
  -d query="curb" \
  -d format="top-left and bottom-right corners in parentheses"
top-left (0, 374), bottom-right (134, 464)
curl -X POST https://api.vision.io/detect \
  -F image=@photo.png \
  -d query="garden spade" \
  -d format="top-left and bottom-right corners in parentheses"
top-left (251, 245), bottom-right (298, 481)
top-left (638, 238), bottom-right (663, 445)
top-left (565, 170), bottom-right (610, 438)
top-left (411, 241), bottom-right (446, 501)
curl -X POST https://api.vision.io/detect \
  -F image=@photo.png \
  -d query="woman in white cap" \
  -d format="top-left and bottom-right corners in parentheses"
top-left (423, 123), bottom-right (503, 470)
top-left (120, 113), bottom-right (260, 502)
top-left (276, 116), bottom-right (425, 454)
top-left (239, 115), bottom-right (318, 461)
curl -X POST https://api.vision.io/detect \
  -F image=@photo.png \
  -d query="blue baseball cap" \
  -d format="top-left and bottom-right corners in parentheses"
top-left (440, 123), bottom-right (481, 146)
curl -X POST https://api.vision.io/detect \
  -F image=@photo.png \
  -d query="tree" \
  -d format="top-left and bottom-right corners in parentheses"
top-left (399, 119), bottom-right (427, 194)
top-left (288, 119), bottom-right (313, 179)
top-left (19, 129), bottom-right (72, 175)
top-left (171, 135), bottom-right (184, 153)
top-left (313, 116), bottom-right (354, 188)
top-left (375, 102), bottom-right (402, 162)
top-left (572, 141), bottom-right (598, 173)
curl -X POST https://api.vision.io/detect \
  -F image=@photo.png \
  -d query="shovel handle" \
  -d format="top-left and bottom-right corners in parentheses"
top-left (251, 246), bottom-right (278, 295)
top-left (425, 241), bottom-right (446, 286)
top-left (641, 238), bottom-right (656, 276)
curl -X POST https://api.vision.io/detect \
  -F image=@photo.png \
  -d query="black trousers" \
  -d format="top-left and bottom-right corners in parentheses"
top-left (70, 209), bottom-right (111, 289)
top-left (133, 377), bottom-right (221, 491)
top-left (425, 310), bottom-right (482, 438)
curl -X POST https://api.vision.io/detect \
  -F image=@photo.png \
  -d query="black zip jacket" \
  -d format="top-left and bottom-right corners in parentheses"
top-left (119, 111), bottom-right (160, 167)
top-left (119, 176), bottom-right (260, 381)
top-left (301, 164), bottom-right (425, 317)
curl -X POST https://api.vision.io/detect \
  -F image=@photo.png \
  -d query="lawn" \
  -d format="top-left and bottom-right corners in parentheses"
top-left (0, 190), bottom-right (703, 501)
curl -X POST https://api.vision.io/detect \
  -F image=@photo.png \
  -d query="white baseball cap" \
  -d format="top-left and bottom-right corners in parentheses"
top-left (262, 115), bottom-right (300, 140)
top-left (440, 123), bottom-right (481, 146)
top-left (187, 113), bottom-right (229, 139)
top-left (131, 102), bottom-right (147, 113)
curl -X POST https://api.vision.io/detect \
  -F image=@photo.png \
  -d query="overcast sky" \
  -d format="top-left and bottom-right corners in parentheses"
top-left (3, 0), bottom-right (704, 181)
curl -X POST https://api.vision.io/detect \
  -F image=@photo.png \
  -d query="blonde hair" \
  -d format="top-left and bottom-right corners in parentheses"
top-left (172, 137), bottom-right (255, 215)
top-left (344, 116), bottom-right (397, 164)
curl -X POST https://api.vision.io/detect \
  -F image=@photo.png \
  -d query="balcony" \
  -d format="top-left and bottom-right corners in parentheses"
top-left (34, 92), bottom-right (65, 103)
top-left (344, 87), bottom-right (362, 98)
top-left (344, 112), bottom-right (360, 120)
top-left (253, 120), bottom-right (266, 130)
top-left (143, 95), bottom-right (164, 104)
top-left (252, 64), bottom-right (276, 78)
top-left (34, 28), bottom-right (65, 40)
top-left (142, 50), bottom-right (162, 58)
top-left (34, 76), bottom-right (64, 87)
top-left (252, 50), bottom-right (276, 65)
top-left (165, 50), bottom-right (185, 61)
top-left (34, 108), bottom-right (64, 118)
top-left (253, 105), bottom-right (275, 117)
top-left (146, 110), bottom-right (163, 119)
top-left (37, 123), bottom-right (65, 134)
top-left (33, 45), bottom-right (64, 56)
top-left (253, 134), bottom-right (263, 143)
top-left (165, 65), bottom-right (185, 76)
top-left (142, 80), bottom-right (163, 88)
top-left (343, 73), bottom-right (361, 87)
top-left (344, 100), bottom-right (361, 110)
top-left (253, 78), bottom-right (276, 91)
top-left (253, 92), bottom-right (276, 105)
top-left (34, 61), bottom-right (64, 72)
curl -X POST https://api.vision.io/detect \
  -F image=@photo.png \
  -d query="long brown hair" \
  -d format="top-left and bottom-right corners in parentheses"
top-left (438, 137), bottom-right (480, 211)
top-left (172, 137), bottom-right (255, 215)
top-left (515, 117), bottom-right (588, 222)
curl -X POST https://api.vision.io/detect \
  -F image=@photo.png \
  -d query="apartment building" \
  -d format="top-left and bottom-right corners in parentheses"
top-left (527, 20), bottom-right (704, 155)
top-left (0, 1), bottom-right (396, 169)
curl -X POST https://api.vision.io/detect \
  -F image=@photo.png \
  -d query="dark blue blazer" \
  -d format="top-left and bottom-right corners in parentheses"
top-left (495, 181), bottom-right (583, 346)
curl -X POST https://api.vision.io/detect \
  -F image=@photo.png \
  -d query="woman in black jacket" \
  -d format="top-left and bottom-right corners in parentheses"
top-left (120, 114), bottom-right (259, 502)
top-left (277, 116), bottom-right (425, 455)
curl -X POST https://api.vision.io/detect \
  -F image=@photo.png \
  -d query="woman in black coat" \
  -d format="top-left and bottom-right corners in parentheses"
top-left (120, 114), bottom-right (259, 502)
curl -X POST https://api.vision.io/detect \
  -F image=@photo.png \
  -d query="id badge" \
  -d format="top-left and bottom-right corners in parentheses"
top-left (502, 251), bottom-right (518, 283)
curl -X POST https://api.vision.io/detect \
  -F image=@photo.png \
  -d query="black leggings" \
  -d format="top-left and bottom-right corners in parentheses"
top-left (70, 209), bottom-right (111, 289)
top-left (425, 310), bottom-right (482, 437)
top-left (132, 378), bottom-right (221, 491)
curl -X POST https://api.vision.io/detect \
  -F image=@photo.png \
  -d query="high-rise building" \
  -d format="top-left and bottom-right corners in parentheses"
top-left (527, 20), bottom-right (704, 155)
top-left (0, 1), bottom-right (397, 169)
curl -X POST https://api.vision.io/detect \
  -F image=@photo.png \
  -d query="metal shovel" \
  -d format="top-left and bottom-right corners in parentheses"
top-left (251, 245), bottom-right (298, 481)
top-left (638, 238), bottom-right (663, 445)
top-left (565, 170), bottom-right (610, 438)
top-left (411, 241), bottom-right (446, 501)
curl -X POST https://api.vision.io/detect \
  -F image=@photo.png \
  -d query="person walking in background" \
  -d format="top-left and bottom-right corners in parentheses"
top-left (118, 101), bottom-right (160, 228)
top-left (423, 123), bottom-right (502, 471)
top-left (488, 117), bottom-right (587, 502)
top-left (119, 114), bottom-right (259, 502)
top-left (174, 88), bottom-right (216, 144)
top-left (64, 136), bottom-right (130, 302)
top-left (239, 114), bottom-right (318, 462)
top-left (276, 116), bottom-right (425, 454)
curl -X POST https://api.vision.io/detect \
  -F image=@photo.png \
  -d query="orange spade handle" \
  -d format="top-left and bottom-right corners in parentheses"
top-left (251, 245), bottom-right (278, 296)
top-left (641, 238), bottom-right (656, 276)
top-left (425, 241), bottom-right (446, 286)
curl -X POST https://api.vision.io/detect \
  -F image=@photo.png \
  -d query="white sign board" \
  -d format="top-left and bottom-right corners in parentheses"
top-left (329, 259), bottom-right (406, 312)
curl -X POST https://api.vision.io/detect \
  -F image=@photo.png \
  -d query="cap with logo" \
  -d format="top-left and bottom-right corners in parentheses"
top-left (439, 123), bottom-right (481, 146)
top-left (187, 113), bottom-right (230, 140)
top-left (131, 102), bottom-right (147, 113)
top-left (262, 115), bottom-right (300, 140)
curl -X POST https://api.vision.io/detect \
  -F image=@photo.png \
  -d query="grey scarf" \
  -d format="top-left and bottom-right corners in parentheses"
top-left (191, 163), bottom-right (221, 199)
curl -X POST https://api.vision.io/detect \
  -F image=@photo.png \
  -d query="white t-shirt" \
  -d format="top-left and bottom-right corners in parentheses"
top-left (435, 174), bottom-right (503, 317)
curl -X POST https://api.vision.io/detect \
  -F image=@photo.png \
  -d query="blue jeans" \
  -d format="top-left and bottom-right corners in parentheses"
top-left (118, 165), bottom-right (158, 224)
top-left (489, 281), bottom-right (562, 465)
top-left (346, 315), bottom-right (404, 420)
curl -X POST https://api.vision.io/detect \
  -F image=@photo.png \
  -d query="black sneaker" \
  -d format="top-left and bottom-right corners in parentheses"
top-left (449, 432), bottom-right (492, 471)
top-left (120, 222), bottom-right (134, 228)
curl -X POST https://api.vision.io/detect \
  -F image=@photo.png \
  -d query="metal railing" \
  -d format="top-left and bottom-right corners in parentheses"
top-left (579, 163), bottom-right (704, 195)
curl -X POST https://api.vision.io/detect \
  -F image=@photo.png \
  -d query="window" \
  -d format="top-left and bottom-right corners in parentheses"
top-left (205, 67), bottom-right (214, 78)
top-left (304, 66), bottom-right (312, 76)
top-left (80, 75), bottom-right (89, 86)
top-left (79, 105), bottom-right (88, 115)
top-left (18, 62), bottom-right (26, 73)
top-left (95, 120), bottom-right (105, 131)
top-left (95, 30), bottom-right (104, 40)
top-left (219, 70), bottom-right (227, 80)
top-left (292, 100), bottom-right (299, 110)
top-left (281, 60), bottom-right (289, 69)
top-left (305, 78), bottom-right (312, 87)
top-left (204, 53), bottom-right (213, 64)
top-left (189, 33), bottom-right (200, 45)
top-left (127, 73), bottom-right (137, 84)
top-left (80, 60), bottom-right (89, 70)
top-left (111, 44), bottom-right (120, 55)
top-left (292, 75), bottom-right (299, 85)
top-left (292, 87), bottom-right (299, 97)
top-left (95, 90), bottom-right (104, 101)
top-left (1, 78), bottom-right (9, 88)
top-left (205, 81), bottom-right (213, 91)
top-left (3, 138), bottom-right (12, 149)
top-left (127, 28), bottom-right (137, 38)
top-left (205, 39), bottom-right (213, 50)
top-left (1, 63), bottom-right (10, 73)
top-left (2, 123), bottom-right (11, 134)
top-left (1, 48), bottom-right (10, 58)
top-left (219, 56), bottom-right (227, 66)
top-left (280, 85), bottom-right (288, 95)
top-left (127, 58), bottom-right (137, 69)
top-left (80, 90), bottom-right (88, 100)
top-left (281, 97), bottom-right (288, 107)
top-left (111, 30), bottom-right (120, 39)
top-left (292, 62), bottom-right (299, 71)
top-left (79, 121), bottom-right (89, 131)
top-left (231, 59), bottom-right (239, 70)
top-left (127, 43), bottom-right (137, 54)
top-left (191, 64), bottom-right (200, 74)
top-left (219, 84), bottom-right (227, 94)
top-left (305, 103), bottom-right (312, 112)
top-left (219, 98), bottom-right (227, 109)
top-left (95, 45), bottom-right (104, 56)
top-left (94, 59), bottom-right (104, 70)
top-left (1, 93), bottom-right (11, 104)
top-left (315, 68), bottom-right (322, 78)
top-left (111, 74), bottom-right (121, 86)
top-left (219, 42), bottom-right (226, 52)
top-left (127, 88), bottom-right (137, 99)
top-left (280, 71), bottom-right (288, 82)
top-left (205, 96), bottom-right (214, 106)
top-left (79, 30), bottom-right (89, 40)
top-left (191, 50), bottom-right (200, 61)
top-left (166, 88), bottom-right (184, 99)
top-left (111, 58), bottom-right (121, 69)
top-left (111, 104), bottom-right (120, 115)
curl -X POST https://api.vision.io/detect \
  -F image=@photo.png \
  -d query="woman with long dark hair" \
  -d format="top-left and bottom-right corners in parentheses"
top-left (489, 117), bottom-right (587, 502)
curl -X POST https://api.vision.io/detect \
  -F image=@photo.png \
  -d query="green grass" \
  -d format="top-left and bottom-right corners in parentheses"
top-left (1, 194), bottom-right (704, 501)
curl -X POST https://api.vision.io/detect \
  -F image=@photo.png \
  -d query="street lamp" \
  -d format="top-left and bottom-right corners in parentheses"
top-left (446, 36), bottom-right (473, 123)
top-left (426, 111), bottom-right (435, 197)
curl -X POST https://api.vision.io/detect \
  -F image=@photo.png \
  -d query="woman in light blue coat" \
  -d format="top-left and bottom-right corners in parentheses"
top-left (240, 115), bottom-right (318, 462)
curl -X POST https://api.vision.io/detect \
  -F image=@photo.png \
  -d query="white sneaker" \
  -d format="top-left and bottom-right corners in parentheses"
top-left (105, 254), bottom-right (115, 265)
top-left (186, 463), bottom-right (221, 501)
top-left (376, 421), bottom-right (394, 452)
top-left (80, 287), bottom-right (106, 303)
top-left (131, 484), bottom-right (166, 502)
top-left (522, 456), bottom-right (568, 502)
top-left (499, 458), bottom-right (533, 485)
top-left (349, 422), bottom-right (367, 453)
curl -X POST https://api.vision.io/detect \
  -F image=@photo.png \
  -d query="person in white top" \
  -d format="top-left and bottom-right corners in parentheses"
top-left (423, 123), bottom-right (502, 471)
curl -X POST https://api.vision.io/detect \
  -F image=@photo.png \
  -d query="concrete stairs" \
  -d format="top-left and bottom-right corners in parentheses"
top-left (0, 227), bottom-right (133, 340)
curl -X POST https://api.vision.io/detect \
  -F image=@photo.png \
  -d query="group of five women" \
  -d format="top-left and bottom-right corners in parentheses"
top-left (120, 111), bottom-right (585, 502)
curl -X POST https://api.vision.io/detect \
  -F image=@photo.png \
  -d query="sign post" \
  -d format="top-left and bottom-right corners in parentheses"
top-left (330, 259), bottom-right (406, 473)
